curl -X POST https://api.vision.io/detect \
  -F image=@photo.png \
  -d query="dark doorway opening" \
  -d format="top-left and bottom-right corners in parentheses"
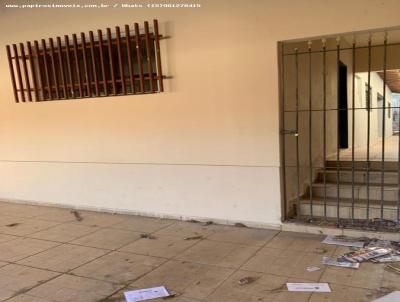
top-left (338, 61), bottom-right (348, 149)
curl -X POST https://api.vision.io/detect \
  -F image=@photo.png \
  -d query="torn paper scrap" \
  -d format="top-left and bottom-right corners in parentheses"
top-left (286, 283), bottom-right (331, 292)
top-left (124, 286), bottom-right (170, 302)
top-left (371, 254), bottom-right (400, 263)
top-left (306, 266), bottom-right (321, 272)
top-left (338, 247), bottom-right (392, 263)
top-left (372, 291), bottom-right (400, 302)
top-left (321, 257), bottom-right (360, 268)
top-left (322, 235), bottom-right (365, 248)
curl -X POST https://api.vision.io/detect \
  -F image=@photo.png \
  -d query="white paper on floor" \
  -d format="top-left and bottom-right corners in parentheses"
top-left (322, 235), bottom-right (365, 248)
top-left (286, 283), bottom-right (331, 292)
top-left (372, 291), bottom-right (400, 302)
top-left (124, 286), bottom-right (170, 302)
top-left (306, 266), bottom-right (321, 272)
top-left (321, 257), bottom-right (360, 269)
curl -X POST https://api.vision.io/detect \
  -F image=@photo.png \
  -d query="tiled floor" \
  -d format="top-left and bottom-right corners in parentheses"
top-left (0, 201), bottom-right (398, 301)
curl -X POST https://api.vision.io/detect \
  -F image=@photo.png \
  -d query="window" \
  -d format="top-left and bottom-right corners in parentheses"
top-left (365, 83), bottom-right (372, 111)
top-left (6, 19), bottom-right (164, 103)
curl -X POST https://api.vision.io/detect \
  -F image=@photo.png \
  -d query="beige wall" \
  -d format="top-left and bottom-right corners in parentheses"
top-left (1, 0), bottom-right (400, 226)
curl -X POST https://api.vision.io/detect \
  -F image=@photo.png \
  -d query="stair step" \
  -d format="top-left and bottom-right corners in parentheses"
top-left (300, 198), bottom-right (399, 220)
top-left (317, 170), bottom-right (398, 185)
top-left (310, 183), bottom-right (399, 201)
top-left (326, 160), bottom-right (398, 172)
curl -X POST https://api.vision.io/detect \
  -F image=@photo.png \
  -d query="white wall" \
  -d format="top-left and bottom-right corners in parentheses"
top-left (1, 0), bottom-right (400, 227)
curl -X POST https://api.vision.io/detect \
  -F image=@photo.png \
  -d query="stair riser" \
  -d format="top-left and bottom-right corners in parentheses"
top-left (300, 204), bottom-right (398, 220)
top-left (311, 186), bottom-right (399, 201)
top-left (320, 172), bottom-right (398, 185)
top-left (326, 161), bottom-right (398, 172)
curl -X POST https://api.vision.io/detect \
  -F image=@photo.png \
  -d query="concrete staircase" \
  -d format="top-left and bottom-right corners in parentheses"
top-left (300, 161), bottom-right (399, 220)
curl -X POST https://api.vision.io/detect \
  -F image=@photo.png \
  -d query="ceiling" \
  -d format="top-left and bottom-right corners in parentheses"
top-left (377, 70), bottom-right (400, 93)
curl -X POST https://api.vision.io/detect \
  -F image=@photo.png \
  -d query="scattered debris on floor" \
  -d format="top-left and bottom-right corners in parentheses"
top-left (322, 235), bottom-right (365, 248)
top-left (140, 233), bottom-right (156, 239)
top-left (70, 210), bottom-right (83, 221)
top-left (286, 282), bottom-right (331, 292)
top-left (371, 291), bottom-right (400, 302)
top-left (124, 286), bottom-right (170, 301)
top-left (234, 222), bottom-right (247, 228)
top-left (5, 223), bottom-right (20, 227)
top-left (321, 256), bottom-right (360, 268)
top-left (187, 219), bottom-right (200, 223)
top-left (314, 247), bottom-right (327, 254)
top-left (269, 284), bottom-right (286, 293)
top-left (338, 247), bottom-right (391, 263)
top-left (306, 266), bottom-right (321, 272)
top-left (238, 276), bottom-right (257, 285)
top-left (202, 221), bottom-right (213, 226)
top-left (385, 263), bottom-right (400, 274)
top-left (183, 235), bottom-right (203, 240)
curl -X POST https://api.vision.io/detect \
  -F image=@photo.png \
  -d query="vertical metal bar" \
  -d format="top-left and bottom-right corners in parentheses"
top-left (116, 26), bottom-right (126, 95)
top-left (27, 42), bottom-right (39, 101)
top-left (280, 42), bottom-right (287, 221)
top-left (98, 29), bottom-right (108, 96)
top-left (89, 31), bottom-right (100, 97)
top-left (6, 45), bottom-right (19, 103)
top-left (49, 38), bottom-right (60, 99)
top-left (336, 37), bottom-right (341, 225)
top-left (308, 41), bottom-right (313, 219)
top-left (322, 39), bottom-right (327, 220)
top-left (72, 34), bottom-right (83, 98)
top-left (41, 39), bottom-right (52, 100)
top-left (144, 21), bottom-right (154, 93)
top-left (64, 35), bottom-right (75, 98)
top-left (380, 33), bottom-right (388, 222)
top-left (295, 48), bottom-right (301, 220)
top-left (19, 43), bottom-right (32, 102)
top-left (351, 38), bottom-right (356, 224)
top-left (134, 23), bottom-right (145, 93)
top-left (366, 35), bottom-right (372, 221)
top-left (56, 37), bottom-right (68, 99)
top-left (153, 19), bottom-right (164, 92)
top-left (13, 44), bottom-right (25, 102)
top-left (34, 41), bottom-right (44, 101)
top-left (125, 25), bottom-right (135, 94)
top-left (107, 28), bottom-right (117, 95)
top-left (398, 97), bottom-right (400, 223)
top-left (81, 33), bottom-right (91, 97)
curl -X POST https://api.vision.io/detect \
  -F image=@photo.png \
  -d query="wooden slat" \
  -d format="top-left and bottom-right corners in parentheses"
top-left (49, 38), bottom-right (60, 99)
top-left (134, 23), bottom-right (145, 93)
top-left (98, 29), bottom-right (108, 96)
top-left (72, 34), bottom-right (83, 98)
top-left (20, 43), bottom-right (32, 101)
top-left (115, 26), bottom-right (126, 95)
top-left (81, 32), bottom-right (91, 97)
top-left (56, 37), bottom-right (68, 99)
top-left (34, 41), bottom-right (44, 101)
top-left (107, 28), bottom-right (117, 95)
top-left (125, 25), bottom-right (135, 94)
top-left (144, 21), bottom-right (154, 93)
top-left (89, 31), bottom-right (100, 96)
top-left (13, 44), bottom-right (26, 102)
top-left (153, 19), bottom-right (164, 92)
top-left (64, 35), bottom-right (75, 98)
top-left (6, 45), bottom-right (19, 103)
top-left (27, 42), bottom-right (39, 101)
top-left (41, 39), bottom-right (52, 100)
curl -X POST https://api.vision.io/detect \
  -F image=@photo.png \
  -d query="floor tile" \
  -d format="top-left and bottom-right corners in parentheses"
top-left (206, 270), bottom-right (311, 302)
top-left (130, 260), bottom-right (234, 300)
top-left (120, 234), bottom-right (200, 259)
top-left (0, 234), bottom-right (18, 244)
top-left (175, 240), bottom-right (259, 268)
top-left (0, 203), bottom-right (52, 218)
top-left (265, 231), bottom-right (336, 254)
top-left (71, 228), bottom-right (141, 250)
top-left (28, 223), bottom-right (99, 243)
top-left (0, 218), bottom-right (59, 236)
top-left (26, 274), bottom-right (122, 302)
top-left (69, 211), bottom-right (126, 227)
top-left (207, 226), bottom-right (279, 246)
top-left (242, 247), bottom-right (325, 281)
top-left (111, 216), bottom-right (175, 233)
top-left (17, 244), bottom-right (108, 273)
top-left (0, 264), bottom-right (59, 299)
top-left (0, 238), bottom-right (59, 262)
top-left (309, 283), bottom-right (381, 302)
top-left (4, 294), bottom-right (52, 302)
top-left (154, 222), bottom-right (219, 239)
top-left (34, 208), bottom-right (82, 223)
top-left (71, 251), bottom-right (165, 284)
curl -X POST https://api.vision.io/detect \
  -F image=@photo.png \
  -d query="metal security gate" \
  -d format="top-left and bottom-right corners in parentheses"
top-left (280, 29), bottom-right (400, 231)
